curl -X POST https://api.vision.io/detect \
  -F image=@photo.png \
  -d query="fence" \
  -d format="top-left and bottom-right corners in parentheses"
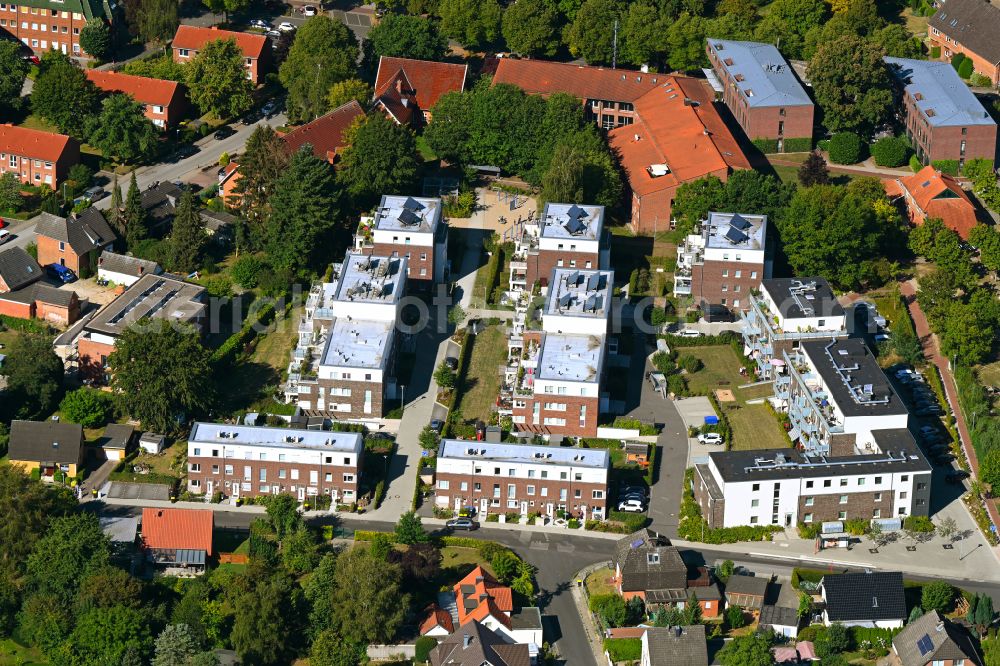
top-left (366, 644), bottom-right (416, 661)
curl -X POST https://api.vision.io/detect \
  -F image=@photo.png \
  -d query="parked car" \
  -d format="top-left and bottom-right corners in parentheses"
top-left (617, 499), bottom-right (646, 513)
top-left (446, 518), bottom-right (478, 531)
top-left (277, 21), bottom-right (296, 31)
top-left (874, 333), bottom-right (890, 342)
top-left (677, 329), bottom-right (703, 338)
top-left (302, 4), bottom-right (317, 15)
top-left (698, 432), bottom-right (723, 445)
top-left (22, 54), bottom-right (40, 65)
top-left (265, 28), bottom-right (281, 37)
top-left (620, 485), bottom-right (649, 499)
top-left (214, 125), bottom-right (236, 140)
top-left (444, 357), bottom-right (458, 371)
top-left (261, 100), bottom-right (279, 118)
top-left (0, 229), bottom-right (11, 245)
top-left (429, 419), bottom-right (443, 433)
top-left (241, 111), bottom-right (262, 125)
top-left (249, 18), bottom-right (270, 28)
top-left (83, 186), bottom-right (105, 202)
top-left (46, 263), bottom-right (77, 283)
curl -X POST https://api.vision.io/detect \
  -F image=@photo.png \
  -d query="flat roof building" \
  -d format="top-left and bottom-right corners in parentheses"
top-left (356, 195), bottom-right (448, 285)
top-left (508, 203), bottom-right (609, 292)
top-left (675, 212), bottom-right (769, 310)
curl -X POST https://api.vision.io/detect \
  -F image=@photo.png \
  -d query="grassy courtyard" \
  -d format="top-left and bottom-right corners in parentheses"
top-left (454, 325), bottom-right (507, 424)
top-left (680, 344), bottom-right (790, 451)
top-left (0, 639), bottom-right (47, 665)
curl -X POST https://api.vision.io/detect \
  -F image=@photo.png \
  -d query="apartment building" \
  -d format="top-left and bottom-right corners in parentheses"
top-left (355, 195), bottom-right (447, 286)
top-left (741, 277), bottom-right (847, 381)
top-left (774, 338), bottom-right (909, 456)
top-left (0, 124), bottom-right (79, 189)
top-left (507, 203), bottom-right (609, 292)
top-left (693, 431), bottom-right (932, 529)
top-left (285, 252), bottom-right (407, 419)
top-left (884, 165), bottom-right (981, 239)
top-left (434, 439), bottom-right (610, 520)
top-left (171, 25), bottom-right (270, 84)
top-left (373, 56), bottom-right (467, 126)
top-left (76, 273), bottom-right (206, 382)
top-left (884, 57), bottom-right (996, 169)
top-left (674, 212), bottom-right (769, 310)
top-left (706, 39), bottom-right (814, 152)
top-left (0, 0), bottom-right (117, 57)
top-left (85, 70), bottom-right (189, 129)
top-left (928, 0), bottom-right (1000, 86)
top-left (186, 422), bottom-right (363, 503)
top-left (500, 267), bottom-right (613, 438)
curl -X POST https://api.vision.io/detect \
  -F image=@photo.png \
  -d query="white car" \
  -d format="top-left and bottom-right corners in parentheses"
top-left (617, 499), bottom-right (646, 513)
top-left (0, 229), bottom-right (11, 245)
top-left (303, 5), bottom-right (317, 15)
top-left (676, 329), bottom-right (703, 338)
top-left (278, 21), bottom-right (296, 32)
top-left (698, 432), bottom-right (723, 445)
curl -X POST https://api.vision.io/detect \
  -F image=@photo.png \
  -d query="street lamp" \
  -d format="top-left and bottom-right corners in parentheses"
top-left (401, 384), bottom-right (406, 412)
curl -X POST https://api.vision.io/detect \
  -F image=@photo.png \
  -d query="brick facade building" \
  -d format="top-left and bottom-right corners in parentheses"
top-left (885, 57), bottom-right (996, 169)
top-left (171, 25), bottom-right (270, 85)
top-left (0, 246), bottom-right (80, 325)
top-left (884, 165), bottom-right (981, 239)
top-left (355, 195), bottom-right (447, 286)
top-left (928, 0), bottom-right (1000, 86)
top-left (373, 56), bottom-right (467, 126)
top-left (434, 439), bottom-right (610, 520)
top-left (35, 209), bottom-right (116, 277)
top-left (0, 0), bottom-right (117, 57)
top-left (706, 39), bottom-right (814, 152)
top-left (186, 422), bottom-right (363, 503)
top-left (85, 70), bottom-right (189, 128)
top-left (507, 203), bottom-right (609, 291)
top-left (0, 124), bottom-right (79, 189)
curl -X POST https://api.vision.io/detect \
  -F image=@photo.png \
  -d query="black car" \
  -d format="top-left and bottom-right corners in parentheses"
top-left (446, 518), bottom-right (478, 531)
top-left (444, 357), bottom-right (458, 371)
top-left (241, 111), bottom-right (261, 125)
top-left (214, 125), bottom-right (236, 140)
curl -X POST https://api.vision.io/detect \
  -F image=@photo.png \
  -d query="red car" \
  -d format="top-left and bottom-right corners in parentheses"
top-left (0, 218), bottom-right (7, 229)
top-left (23, 55), bottom-right (40, 65)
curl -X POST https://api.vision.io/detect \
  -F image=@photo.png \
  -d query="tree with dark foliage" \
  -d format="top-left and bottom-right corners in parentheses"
top-left (798, 150), bottom-right (831, 187)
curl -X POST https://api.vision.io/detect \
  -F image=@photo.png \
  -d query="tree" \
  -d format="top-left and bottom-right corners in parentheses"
top-left (0, 41), bottom-right (29, 116)
top-left (511, 560), bottom-right (536, 600)
top-left (31, 50), bottom-right (99, 135)
top-left (229, 569), bottom-right (304, 665)
top-left (807, 35), bottom-right (894, 135)
top-left (969, 225), bottom-right (1000, 274)
top-left (541, 144), bottom-right (586, 205)
top-left (263, 494), bottom-right (301, 540)
top-left (922, 581), bottom-right (956, 613)
top-left (310, 630), bottom-right (363, 666)
top-left (186, 38), bottom-right (254, 118)
top-left (717, 560), bottom-right (735, 581)
top-left (437, 0), bottom-right (501, 49)
top-left (336, 114), bottom-right (419, 206)
top-left (135, 0), bottom-right (179, 42)
top-left (2, 333), bottom-right (63, 421)
top-left (940, 300), bottom-right (994, 365)
top-left (434, 361), bottom-right (456, 389)
top-left (872, 23), bottom-right (922, 58)
top-left (725, 604), bottom-right (746, 629)
top-left (908, 605), bottom-right (925, 624)
top-left (448, 303), bottom-right (467, 327)
top-left (169, 190), bottom-right (207, 274)
top-left (718, 631), bottom-right (774, 666)
top-left (67, 606), bottom-right (152, 666)
top-left (502, 0), bottom-right (561, 57)
top-left (958, 57), bottom-right (974, 80)
top-left (491, 550), bottom-right (520, 584)
top-left (871, 136), bottom-right (910, 167)
top-left (304, 554), bottom-right (338, 638)
top-left (618, 2), bottom-right (667, 66)
top-left (329, 547), bottom-right (408, 644)
top-left (984, 448), bottom-right (1000, 492)
top-left (665, 12), bottom-right (711, 71)
top-left (122, 171), bottom-right (147, 249)
top-left (27, 514), bottom-right (110, 602)
top-left (685, 591), bottom-right (703, 625)
top-left (202, 0), bottom-right (248, 21)
top-left (327, 78), bottom-right (372, 112)
top-left (79, 19), bottom-right (112, 59)
top-left (418, 425), bottom-right (439, 450)
top-left (233, 126), bottom-right (290, 249)
top-left (266, 146), bottom-right (340, 272)
top-left (108, 319), bottom-right (214, 433)
top-left (799, 151), bottom-right (831, 186)
top-left (827, 131), bottom-right (864, 164)
top-left (394, 511), bottom-right (430, 545)
top-left (0, 172), bottom-right (23, 213)
top-left (671, 176), bottom-right (727, 236)
top-left (282, 525), bottom-right (321, 574)
top-left (390, 542), bottom-right (442, 582)
top-left (153, 624), bottom-right (216, 666)
top-left (0, 466), bottom-right (76, 573)
top-left (973, 593), bottom-right (995, 636)
top-left (369, 533), bottom-right (393, 561)
top-left (540, 129), bottom-right (622, 208)
top-left (280, 16), bottom-right (359, 123)
top-left (567, 0), bottom-right (625, 65)
top-left (363, 14), bottom-right (448, 68)
top-left (936, 516), bottom-right (958, 543)
top-left (87, 93), bottom-right (159, 164)
top-left (59, 388), bottom-right (114, 428)
top-left (753, 0), bottom-right (826, 59)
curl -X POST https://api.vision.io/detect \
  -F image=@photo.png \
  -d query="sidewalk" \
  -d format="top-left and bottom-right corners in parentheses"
top-left (571, 561), bottom-right (614, 666)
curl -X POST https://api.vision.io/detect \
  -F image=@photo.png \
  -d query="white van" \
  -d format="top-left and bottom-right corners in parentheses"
top-left (0, 229), bottom-right (11, 245)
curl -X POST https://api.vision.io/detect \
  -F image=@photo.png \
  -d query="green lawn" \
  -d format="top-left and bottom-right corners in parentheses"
top-left (977, 361), bottom-right (1000, 388)
top-left (216, 306), bottom-right (300, 414)
top-left (415, 135), bottom-right (439, 163)
top-left (727, 404), bottom-right (789, 451)
top-left (454, 325), bottom-right (507, 424)
top-left (585, 566), bottom-right (617, 597)
top-left (0, 639), bottom-right (47, 665)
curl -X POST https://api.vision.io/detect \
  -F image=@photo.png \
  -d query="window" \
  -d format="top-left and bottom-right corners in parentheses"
top-left (805, 480), bottom-right (813, 488)
top-left (838, 511), bottom-right (847, 520)
top-left (193, 447), bottom-right (201, 456)
top-left (858, 478), bottom-right (865, 486)
top-left (839, 478), bottom-right (848, 487)
top-left (917, 482), bottom-right (927, 490)
top-left (179, 48), bottom-right (189, 57)
top-left (824, 480), bottom-right (832, 487)
top-left (750, 516), bottom-right (758, 524)
top-left (278, 469), bottom-right (286, 479)
top-left (541, 487), bottom-right (548, 497)
top-left (527, 485), bottom-right (535, 495)
top-left (437, 480), bottom-right (450, 489)
top-left (189, 463), bottom-right (201, 472)
top-left (343, 473), bottom-right (355, 483)
top-left (592, 490), bottom-right (603, 499)
top-left (734, 270), bottom-right (741, 278)
top-left (839, 495), bottom-right (848, 504)
top-left (722, 269), bottom-right (729, 278)
top-left (901, 475), bottom-right (908, 482)
top-left (509, 468), bottom-right (516, 476)
top-left (803, 513), bottom-right (813, 523)
top-left (493, 484), bottom-right (501, 498)
top-left (873, 509), bottom-right (881, 518)
top-left (804, 497), bottom-right (814, 506)
top-left (574, 473), bottom-right (582, 481)
top-left (574, 489), bottom-right (581, 498)
top-left (291, 469), bottom-right (299, 480)
top-left (751, 499), bottom-right (759, 508)
top-left (752, 483), bottom-right (760, 491)
top-left (647, 553), bottom-right (660, 565)
top-left (211, 465), bottom-right (219, 473)
top-left (225, 465), bottom-right (233, 475)
top-left (899, 491), bottom-right (908, 499)
top-left (874, 493), bottom-right (882, 502)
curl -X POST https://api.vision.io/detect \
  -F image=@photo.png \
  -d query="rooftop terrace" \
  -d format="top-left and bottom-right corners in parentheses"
top-left (320, 317), bottom-right (393, 369)
top-left (332, 253), bottom-right (406, 304)
top-left (704, 211), bottom-right (767, 251)
top-left (374, 194), bottom-right (442, 234)
top-left (538, 333), bottom-right (604, 382)
top-left (544, 268), bottom-right (613, 318)
top-left (539, 203), bottom-right (604, 241)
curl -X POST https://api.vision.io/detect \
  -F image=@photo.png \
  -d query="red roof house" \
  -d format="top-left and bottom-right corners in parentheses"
top-left (374, 56), bottom-right (467, 125)
top-left (85, 70), bottom-right (189, 129)
top-left (0, 124), bottom-right (80, 189)
top-left (281, 100), bottom-right (366, 163)
top-left (454, 566), bottom-right (514, 628)
top-left (141, 508), bottom-right (214, 557)
top-left (884, 165), bottom-right (980, 239)
top-left (419, 604), bottom-right (456, 637)
top-left (171, 26), bottom-right (271, 85)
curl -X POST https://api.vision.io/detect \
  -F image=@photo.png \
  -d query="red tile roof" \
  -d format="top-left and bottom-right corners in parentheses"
top-left (886, 165), bottom-right (979, 239)
top-left (85, 70), bottom-right (182, 108)
top-left (0, 124), bottom-right (75, 163)
top-left (374, 69), bottom-right (416, 125)
top-left (493, 58), bottom-right (663, 103)
top-left (608, 76), bottom-right (751, 197)
top-left (172, 25), bottom-right (267, 59)
top-left (419, 604), bottom-right (455, 635)
top-left (453, 566), bottom-right (514, 628)
top-left (141, 508), bottom-right (214, 556)
top-left (374, 56), bottom-right (467, 116)
top-left (281, 100), bottom-right (365, 161)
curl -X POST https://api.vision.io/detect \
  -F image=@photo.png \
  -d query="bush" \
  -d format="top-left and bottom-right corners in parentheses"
top-left (970, 72), bottom-right (992, 87)
top-left (844, 518), bottom-right (869, 536)
top-left (59, 388), bottom-right (115, 428)
top-left (230, 255), bottom-right (267, 289)
top-left (603, 638), bottom-right (641, 661)
top-left (904, 515), bottom-right (935, 532)
top-left (910, 154), bottom-right (922, 172)
top-left (958, 58), bottom-right (974, 79)
top-left (791, 568), bottom-right (827, 589)
top-left (678, 354), bottom-right (702, 373)
top-left (931, 159), bottom-right (960, 176)
top-left (922, 581), bottom-right (956, 613)
top-left (951, 53), bottom-right (967, 71)
top-left (930, 46), bottom-right (940, 59)
top-left (827, 132), bottom-right (864, 164)
top-left (415, 636), bottom-right (437, 663)
top-left (783, 137), bottom-right (813, 152)
top-left (871, 137), bottom-right (910, 167)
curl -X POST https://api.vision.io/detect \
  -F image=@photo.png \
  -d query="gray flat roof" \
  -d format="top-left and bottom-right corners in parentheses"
top-left (320, 316), bottom-right (393, 369)
top-left (99, 515), bottom-right (139, 543)
top-left (544, 268), bottom-right (613, 318)
top-left (374, 194), bottom-right (442, 234)
top-left (707, 39), bottom-right (813, 108)
top-left (189, 422), bottom-right (363, 453)
top-left (539, 202), bottom-right (604, 241)
top-left (801, 339), bottom-right (907, 417)
top-left (438, 440), bottom-right (610, 469)
top-left (705, 211), bottom-right (766, 251)
top-left (885, 57), bottom-right (995, 128)
top-left (538, 333), bottom-right (604, 382)
top-left (761, 277), bottom-right (845, 319)
top-left (85, 273), bottom-right (206, 337)
top-left (333, 253), bottom-right (406, 304)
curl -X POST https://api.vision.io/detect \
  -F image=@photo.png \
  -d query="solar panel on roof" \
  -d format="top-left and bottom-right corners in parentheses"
top-left (916, 634), bottom-right (934, 657)
top-left (402, 196), bottom-right (423, 211)
top-left (729, 213), bottom-right (752, 230)
top-left (565, 217), bottom-right (586, 235)
top-left (585, 294), bottom-right (596, 312)
top-left (559, 292), bottom-right (573, 308)
top-left (630, 538), bottom-right (644, 549)
top-left (398, 209), bottom-right (420, 225)
top-left (566, 204), bottom-right (586, 219)
top-left (566, 270), bottom-right (580, 285)
top-left (594, 295), bottom-right (604, 311)
top-left (725, 226), bottom-right (749, 244)
top-left (586, 272), bottom-right (600, 290)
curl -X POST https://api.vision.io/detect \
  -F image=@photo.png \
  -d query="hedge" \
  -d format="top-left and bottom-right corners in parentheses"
top-left (871, 136), bottom-right (910, 167)
top-left (603, 638), bottom-right (642, 662)
top-left (374, 480), bottom-right (386, 509)
top-left (415, 636), bottom-right (437, 663)
top-left (0, 314), bottom-right (52, 334)
top-left (645, 444), bottom-right (657, 485)
top-left (783, 137), bottom-right (813, 153)
top-left (827, 132), bottom-right (864, 164)
top-left (930, 46), bottom-right (940, 59)
top-left (442, 329), bottom-right (474, 439)
top-left (791, 567), bottom-right (828, 589)
top-left (210, 301), bottom-right (277, 366)
top-left (931, 159), bottom-right (959, 176)
top-left (752, 138), bottom-right (779, 154)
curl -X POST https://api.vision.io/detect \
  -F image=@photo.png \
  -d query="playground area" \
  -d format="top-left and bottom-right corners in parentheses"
top-left (447, 185), bottom-right (538, 235)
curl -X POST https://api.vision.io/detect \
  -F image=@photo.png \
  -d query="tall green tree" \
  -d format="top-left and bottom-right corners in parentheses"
top-left (86, 94), bottom-right (159, 164)
top-left (186, 38), bottom-right (254, 118)
top-left (122, 171), bottom-right (147, 249)
top-left (969, 224), bottom-right (1000, 275)
top-left (280, 16), bottom-right (359, 123)
top-left (2, 333), bottom-right (63, 421)
top-left (336, 114), bottom-right (419, 206)
top-left (0, 466), bottom-right (76, 573)
top-left (304, 555), bottom-right (338, 639)
top-left (0, 173), bottom-right (22, 214)
top-left (0, 41), bottom-right (29, 116)
top-left (310, 630), bottom-right (363, 666)
top-left (266, 146), bottom-right (340, 272)
top-left (108, 173), bottom-right (124, 237)
top-left (26, 514), bottom-right (110, 602)
top-left (202, 0), bottom-right (248, 21)
top-left (108, 319), bottom-right (214, 433)
top-left (872, 23), bottom-right (922, 58)
top-left (326, 78), bottom-right (372, 112)
top-left (717, 631), bottom-right (775, 666)
top-left (229, 569), bottom-right (304, 665)
top-left (169, 190), bottom-right (207, 274)
top-left (753, 0), bottom-right (827, 60)
top-left (620, 2), bottom-right (667, 66)
top-left (232, 125), bottom-right (290, 249)
top-left (540, 129), bottom-right (622, 208)
top-left (329, 547), bottom-right (408, 644)
top-left (437, 0), bottom-right (502, 50)
top-left (79, 19), bottom-right (113, 59)
top-left (502, 0), bottom-right (561, 57)
top-left (807, 35), bottom-right (894, 135)
top-left (68, 606), bottom-right (152, 665)
top-left (153, 624), bottom-right (214, 666)
top-left (31, 50), bottom-right (99, 135)
top-left (567, 0), bottom-right (625, 65)
top-left (135, 0), bottom-right (179, 42)
top-left (394, 511), bottom-right (430, 545)
top-left (362, 14), bottom-right (448, 71)
top-left (665, 12), bottom-right (710, 71)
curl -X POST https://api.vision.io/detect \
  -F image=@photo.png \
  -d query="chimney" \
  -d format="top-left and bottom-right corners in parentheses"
top-left (138, 265), bottom-right (145, 275)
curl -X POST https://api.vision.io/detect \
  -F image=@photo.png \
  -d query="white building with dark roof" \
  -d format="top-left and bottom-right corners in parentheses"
top-left (356, 195), bottom-right (447, 285)
top-left (507, 203), bottom-right (610, 291)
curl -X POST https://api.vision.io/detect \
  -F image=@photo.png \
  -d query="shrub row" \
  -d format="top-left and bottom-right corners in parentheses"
top-left (645, 444), bottom-right (657, 486)
top-left (609, 416), bottom-right (660, 435)
top-left (782, 137), bottom-right (813, 153)
top-left (660, 331), bottom-right (741, 348)
top-left (442, 329), bottom-right (474, 439)
top-left (677, 468), bottom-right (782, 543)
top-left (752, 138), bottom-right (779, 154)
top-left (210, 301), bottom-right (277, 366)
top-left (0, 314), bottom-right (52, 334)
top-left (931, 159), bottom-right (959, 176)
